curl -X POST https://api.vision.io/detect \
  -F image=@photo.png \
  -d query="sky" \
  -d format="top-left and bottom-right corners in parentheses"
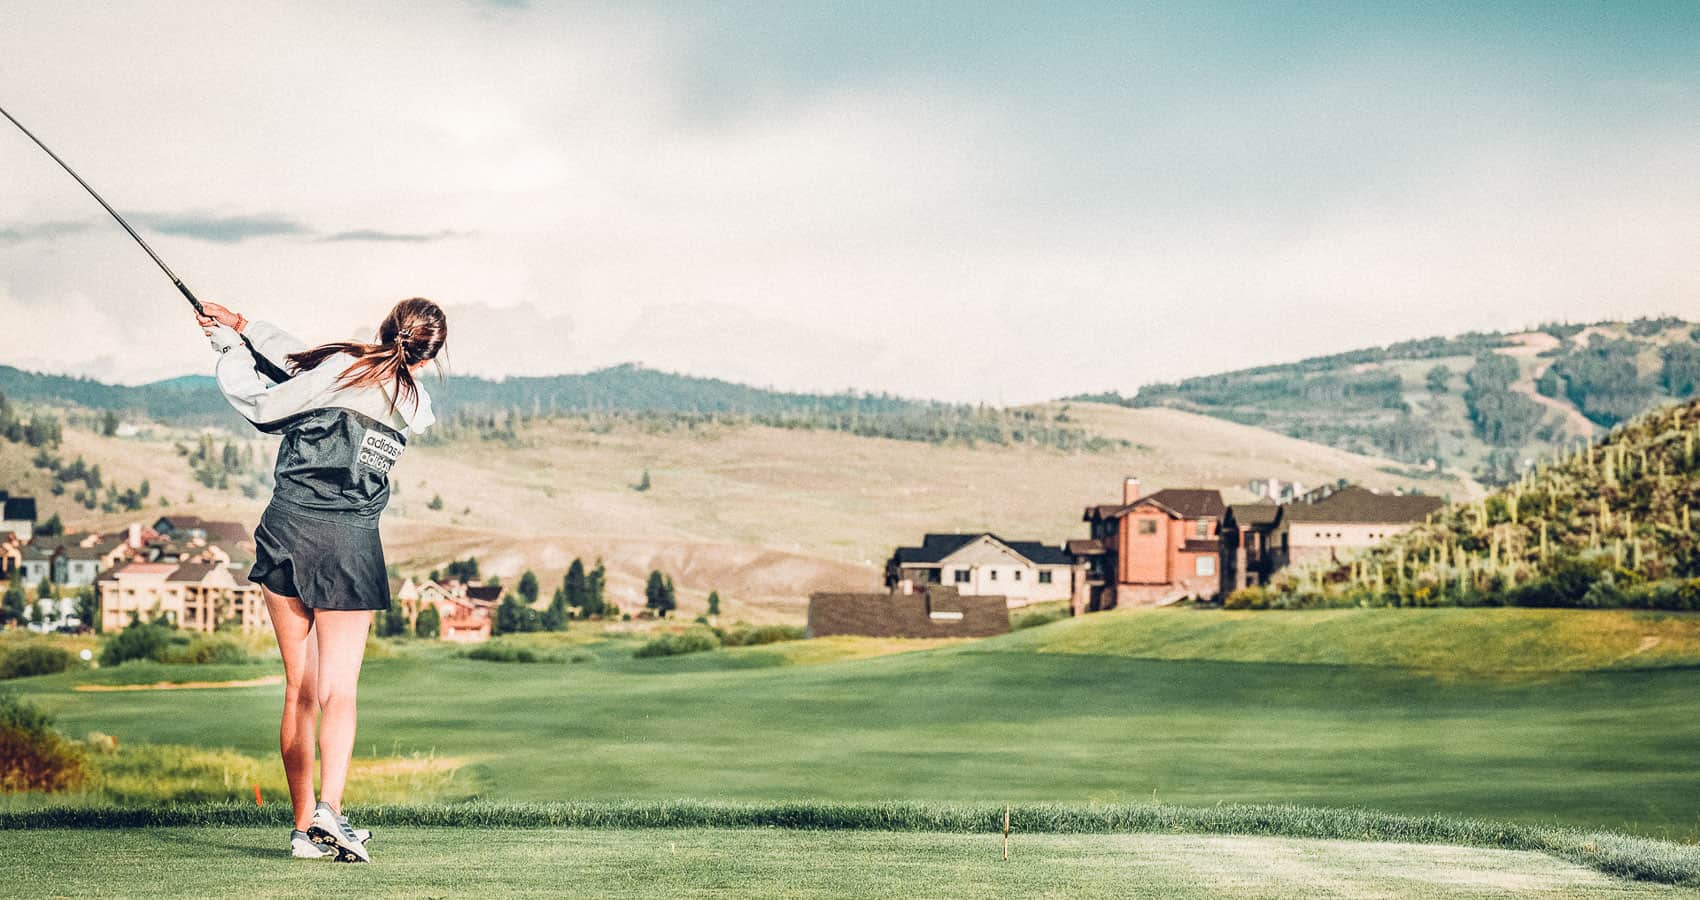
top-left (2, 1), bottom-right (1698, 403)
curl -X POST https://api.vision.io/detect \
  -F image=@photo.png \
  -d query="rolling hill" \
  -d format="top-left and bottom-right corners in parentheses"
top-left (1075, 318), bottom-right (1700, 484)
top-left (0, 391), bottom-right (1472, 621)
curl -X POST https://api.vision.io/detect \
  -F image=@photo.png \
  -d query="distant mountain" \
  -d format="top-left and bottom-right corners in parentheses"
top-left (1072, 318), bottom-right (1700, 484)
top-left (0, 362), bottom-right (934, 426)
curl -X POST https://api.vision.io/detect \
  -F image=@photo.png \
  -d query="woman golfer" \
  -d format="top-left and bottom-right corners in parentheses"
top-left (199, 298), bottom-right (444, 863)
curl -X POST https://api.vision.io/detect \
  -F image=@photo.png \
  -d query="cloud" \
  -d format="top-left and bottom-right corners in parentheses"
top-left (0, 221), bottom-right (92, 243)
top-left (319, 229), bottom-right (465, 243)
top-left (134, 212), bottom-right (310, 243)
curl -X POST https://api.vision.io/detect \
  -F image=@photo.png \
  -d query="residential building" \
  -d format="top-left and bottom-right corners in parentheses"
top-left (1219, 484), bottom-right (1444, 596)
top-left (18, 544), bottom-right (53, 587)
top-left (0, 532), bottom-right (20, 582)
top-left (808, 584), bottom-right (1010, 638)
top-left (1074, 478), bottom-right (1226, 611)
top-left (0, 492), bottom-right (36, 541)
top-left (1270, 485), bottom-right (1443, 569)
top-left (394, 577), bottom-right (500, 642)
top-left (885, 533), bottom-right (1074, 607)
top-left (97, 560), bottom-right (269, 633)
top-left (1217, 502), bottom-right (1282, 596)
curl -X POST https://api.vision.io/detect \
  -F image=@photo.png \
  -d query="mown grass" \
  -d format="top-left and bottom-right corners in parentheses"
top-left (7, 826), bottom-right (1674, 899)
top-left (1002, 607), bottom-right (1700, 677)
top-left (3, 800), bottom-right (1698, 888)
top-left (14, 608), bottom-right (1700, 842)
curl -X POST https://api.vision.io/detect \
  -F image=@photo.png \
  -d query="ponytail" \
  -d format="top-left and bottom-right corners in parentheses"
top-left (283, 298), bottom-right (447, 414)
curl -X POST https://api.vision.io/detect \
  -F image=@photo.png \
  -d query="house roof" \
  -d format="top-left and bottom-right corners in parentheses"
top-left (1088, 488), bottom-right (1226, 522)
top-left (808, 585), bottom-right (1011, 639)
top-left (61, 543), bottom-right (118, 561)
top-left (197, 521), bottom-right (251, 545)
top-left (1182, 538), bottom-right (1221, 553)
top-left (892, 533), bottom-right (1072, 566)
top-left (465, 585), bottom-right (503, 603)
top-left (1066, 539), bottom-right (1105, 556)
top-left (1281, 485), bottom-right (1443, 525)
top-left (2, 496), bottom-right (36, 522)
top-left (103, 561), bottom-right (177, 579)
top-left (168, 562), bottom-right (225, 583)
top-left (1228, 503), bottom-right (1281, 525)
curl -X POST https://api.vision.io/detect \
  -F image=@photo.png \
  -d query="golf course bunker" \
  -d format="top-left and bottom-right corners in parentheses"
top-left (1, 828), bottom-right (1688, 898)
top-left (73, 675), bottom-right (283, 692)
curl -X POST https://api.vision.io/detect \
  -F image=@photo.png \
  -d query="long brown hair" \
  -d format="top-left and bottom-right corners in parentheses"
top-left (285, 298), bottom-right (447, 413)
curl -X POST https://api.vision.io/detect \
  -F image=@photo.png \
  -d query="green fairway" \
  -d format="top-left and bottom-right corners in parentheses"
top-left (13, 608), bottom-right (1700, 841)
top-left (1, 826), bottom-right (1687, 899)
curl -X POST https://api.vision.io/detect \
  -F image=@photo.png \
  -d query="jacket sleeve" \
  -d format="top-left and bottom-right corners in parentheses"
top-left (211, 325), bottom-right (329, 428)
top-left (241, 320), bottom-right (308, 373)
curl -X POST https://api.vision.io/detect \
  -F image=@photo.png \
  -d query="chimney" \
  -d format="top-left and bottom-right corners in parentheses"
top-left (1122, 477), bottom-right (1142, 505)
top-left (127, 523), bottom-right (142, 549)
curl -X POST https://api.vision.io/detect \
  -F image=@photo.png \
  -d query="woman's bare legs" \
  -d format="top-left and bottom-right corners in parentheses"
top-left (262, 587), bottom-right (318, 832)
top-left (313, 609), bottom-right (372, 814)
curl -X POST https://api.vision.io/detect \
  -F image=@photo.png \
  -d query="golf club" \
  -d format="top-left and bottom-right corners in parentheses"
top-left (0, 101), bottom-right (292, 383)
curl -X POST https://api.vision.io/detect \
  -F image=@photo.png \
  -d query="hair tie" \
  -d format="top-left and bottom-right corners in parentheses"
top-left (397, 327), bottom-right (413, 341)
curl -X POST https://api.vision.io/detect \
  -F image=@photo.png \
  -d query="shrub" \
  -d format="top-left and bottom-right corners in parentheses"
top-left (415, 606), bottom-right (441, 639)
top-left (463, 643), bottom-right (542, 663)
top-left (0, 644), bottom-right (77, 680)
top-left (156, 636), bottom-right (248, 666)
top-left (99, 621), bottom-right (173, 666)
top-left (717, 624), bottom-right (807, 647)
top-left (634, 627), bottom-right (721, 658)
top-left (0, 691), bottom-right (88, 793)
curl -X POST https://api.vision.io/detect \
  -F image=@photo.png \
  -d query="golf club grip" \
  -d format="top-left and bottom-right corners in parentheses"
top-left (175, 280), bottom-right (207, 316)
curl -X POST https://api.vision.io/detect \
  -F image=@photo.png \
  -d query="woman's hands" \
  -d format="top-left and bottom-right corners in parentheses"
top-left (196, 301), bottom-right (247, 335)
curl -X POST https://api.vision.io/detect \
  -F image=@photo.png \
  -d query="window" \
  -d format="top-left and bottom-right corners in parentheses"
top-left (1195, 520), bottom-right (1209, 538)
top-left (989, 570), bottom-right (999, 581)
top-left (1038, 570), bottom-right (1053, 584)
top-left (953, 569), bottom-right (971, 584)
top-left (1013, 570), bottom-right (1023, 581)
top-left (1137, 519), bottom-right (1158, 535)
top-left (1195, 556), bottom-right (1216, 576)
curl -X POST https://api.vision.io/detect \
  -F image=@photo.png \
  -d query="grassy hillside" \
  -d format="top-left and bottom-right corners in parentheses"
top-left (1, 400), bottom-right (1471, 620)
top-left (1002, 607), bottom-right (1700, 677)
top-left (13, 607), bottom-right (1700, 840)
top-left (1239, 398), bottom-right (1700, 611)
top-left (1078, 318), bottom-right (1700, 484)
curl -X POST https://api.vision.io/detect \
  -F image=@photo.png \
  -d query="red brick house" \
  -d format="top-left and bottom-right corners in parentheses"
top-left (1074, 478), bottom-right (1226, 611)
top-left (395, 577), bottom-right (501, 642)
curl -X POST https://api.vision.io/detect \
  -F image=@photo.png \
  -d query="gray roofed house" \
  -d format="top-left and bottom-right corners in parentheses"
top-left (1, 492), bottom-right (37, 541)
top-left (886, 533), bottom-right (1075, 608)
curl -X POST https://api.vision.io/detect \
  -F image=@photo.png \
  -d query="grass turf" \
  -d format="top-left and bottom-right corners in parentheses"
top-left (6, 800), bottom-right (1700, 887)
top-left (2, 825), bottom-right (1690, 899)
top-left (12, 608), bottom-right (1700, 841)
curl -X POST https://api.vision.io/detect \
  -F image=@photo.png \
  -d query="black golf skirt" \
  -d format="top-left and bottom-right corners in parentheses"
top-left (250, 502), bottom-right (391, 611)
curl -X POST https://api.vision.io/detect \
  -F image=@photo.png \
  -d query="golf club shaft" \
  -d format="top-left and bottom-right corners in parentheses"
top-left (0, 102), bottom-right (205, 316)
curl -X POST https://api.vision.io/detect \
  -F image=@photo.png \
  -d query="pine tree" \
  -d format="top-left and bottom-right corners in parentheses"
top-left (564, 559), bottom-right (587, 612)
top-left (518, 570), bottom-right (539, 605)
top-left (644, 570), bottom-right (676, 618)
top-left (585, 559), bottom-right (607, 618)
top-left (415, 605), bottom-right (440, 639)
top-left (707, 591), bottom-right (721, 617)
top-left (543, 588), bottom-right (570, 632)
